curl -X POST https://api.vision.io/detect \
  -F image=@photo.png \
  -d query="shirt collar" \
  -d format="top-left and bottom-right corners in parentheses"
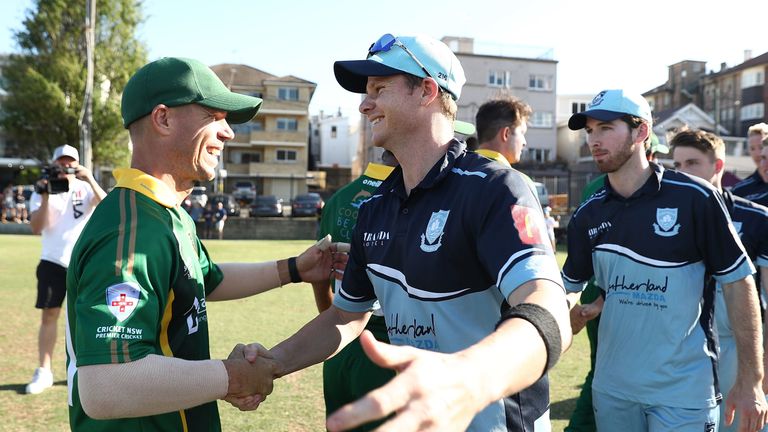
top-left (113, 168), bottom-right (179, 208)
top-left (363, 163), bottom-right (395, 181)
top-left (475, 149), bottom-right (511, 168)
top-left (417, 139), bottom-right (466, 190)
top-left (389, 139), bottom-right (466, 199)
top-left (603, 162), bottom-right (664, 202)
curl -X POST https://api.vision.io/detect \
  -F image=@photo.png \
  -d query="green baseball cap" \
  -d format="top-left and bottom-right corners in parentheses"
top-left (121, 57), bottom-right (263, 128)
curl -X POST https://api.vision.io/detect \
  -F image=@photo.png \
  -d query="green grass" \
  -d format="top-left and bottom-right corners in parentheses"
top-left (0, 235), bottom-right (589, 431)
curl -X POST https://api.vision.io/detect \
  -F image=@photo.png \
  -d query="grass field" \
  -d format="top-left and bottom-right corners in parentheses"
top-left (0, 235), bottom-right (589, 431)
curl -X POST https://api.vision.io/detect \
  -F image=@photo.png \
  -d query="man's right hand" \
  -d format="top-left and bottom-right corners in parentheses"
top-left (569, 297), bottom-right (603, 334)
top-left (222, 344), bottom-right (276, 403)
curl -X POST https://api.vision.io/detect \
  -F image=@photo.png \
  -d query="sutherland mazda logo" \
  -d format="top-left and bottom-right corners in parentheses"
top-left (363, 230), bottom-right (390, 247)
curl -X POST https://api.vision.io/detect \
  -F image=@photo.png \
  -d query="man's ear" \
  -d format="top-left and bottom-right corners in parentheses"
top-left (420, 78), bottom-right (441, 106)
top-left (714, 158), bottom-right (725, 174)
top-left (149, 104), bottom-right (172, 136)
top-left (634, 122), bottom-right (650, 144)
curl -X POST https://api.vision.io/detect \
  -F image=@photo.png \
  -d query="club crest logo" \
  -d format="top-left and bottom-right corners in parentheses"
top-left (420, 210), bottom-right (449, 252)
top-left (653, 208), bottom-right (680, 237)
top-left (589, 91), bottom-right (607, 108)
top-left (106, 282), bottom-right (141, 322)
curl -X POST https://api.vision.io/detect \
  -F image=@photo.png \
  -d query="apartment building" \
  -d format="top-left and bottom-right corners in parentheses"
top-left (643, 51), bottom-right (768, 176)
top-left (210, 63), bottom-right (316, 202)
top-left (445, 36), bottom-right (559, 166)
top-left (309, 110), bottom-right (359, 191)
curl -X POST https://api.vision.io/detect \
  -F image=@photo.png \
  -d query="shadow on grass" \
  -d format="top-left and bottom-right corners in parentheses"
top-left (0, 380), bottom-right (66, 394)
top-left (551, 396), bottom-right (578, 420)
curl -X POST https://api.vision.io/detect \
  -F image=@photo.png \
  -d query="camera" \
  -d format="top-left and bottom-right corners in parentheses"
top-left (36, 165), bottom-right (75, 194)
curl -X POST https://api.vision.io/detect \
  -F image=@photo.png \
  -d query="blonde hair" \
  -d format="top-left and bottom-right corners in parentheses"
top-left (748, 122), bottom-right (768, 138)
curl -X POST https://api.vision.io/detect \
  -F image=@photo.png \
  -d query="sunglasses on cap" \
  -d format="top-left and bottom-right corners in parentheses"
top-left (368, 33), bottom-right (444, 93)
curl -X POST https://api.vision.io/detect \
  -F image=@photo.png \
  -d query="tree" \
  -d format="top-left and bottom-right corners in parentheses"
top-left (1, 0), bottom-right (147, 169)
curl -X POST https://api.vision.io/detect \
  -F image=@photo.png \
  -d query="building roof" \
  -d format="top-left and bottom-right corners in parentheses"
top-left (707, 50), bottom-right (768, 77)
top-left (210, 63), bottom-right (276, 87)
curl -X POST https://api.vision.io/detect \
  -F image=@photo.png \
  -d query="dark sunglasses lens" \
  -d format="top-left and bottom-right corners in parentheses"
top-left (370, 33), bottom-right (396, 54)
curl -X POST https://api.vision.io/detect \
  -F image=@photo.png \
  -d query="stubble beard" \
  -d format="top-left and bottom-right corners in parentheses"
top-left (595, 136), bottom-right (635, 174)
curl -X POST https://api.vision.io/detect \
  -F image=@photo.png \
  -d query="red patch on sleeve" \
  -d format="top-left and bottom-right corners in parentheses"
top-left (511, 205), bottom-right (548, 245)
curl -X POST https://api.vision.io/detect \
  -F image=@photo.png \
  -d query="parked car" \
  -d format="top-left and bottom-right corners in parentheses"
top-left (208, 194), bottom-right (240, 217)
top-left (232, 181), bottom-right (256, 204)
top-left (188, 186), bottom-right (208, 207)
top-left (249, 195), bottom-right (283, 217)
top-left (291, 193), bottom-right (324, 217)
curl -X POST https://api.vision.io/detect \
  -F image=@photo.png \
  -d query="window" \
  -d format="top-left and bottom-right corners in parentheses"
top-left (488, 70), bottom-right (507, 87)
top-left (528, 74), bottom-right (552, 91)
top-left (276, 149), bottom-right (297, 162)
top-left (278, 87), bottom-right (299, 101)
top-left (741, 103), bottom-right (765, 121)
top-left (524, 148), bottom-right (550, 163)
top-left (252, 121), bottom-right (264, 131)
top-left (330, 126), bottom-right (337, 138)
top-left (571, 102), bottom-right (587, 114)
top-left (742, 69), bottom-right (765, 88)
top-left (277, 118), bottom-right (298, 131)
top-left (231, 123), bottom-right (251, 135)
top-left (242, 153), bottom-right (262, 163)
top-left (530, 111), bottom-right (553, 128)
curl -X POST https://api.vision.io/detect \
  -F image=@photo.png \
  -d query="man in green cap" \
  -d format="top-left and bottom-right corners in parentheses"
top-left (65, 57), bottom-right (345, 431)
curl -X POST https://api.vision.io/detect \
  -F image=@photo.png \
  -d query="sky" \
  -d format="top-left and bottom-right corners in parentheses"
top-left (1, 0), bottom-right (767, 120)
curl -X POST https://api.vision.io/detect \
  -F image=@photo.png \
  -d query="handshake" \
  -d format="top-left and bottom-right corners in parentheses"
top-left (221, 342), bottom-right (281, 411)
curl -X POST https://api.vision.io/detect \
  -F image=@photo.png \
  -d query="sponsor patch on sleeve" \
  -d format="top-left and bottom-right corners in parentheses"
top-left (105, 282), bottom-right (141, 322)
top-left (511, 205), bottom-right (548, 246)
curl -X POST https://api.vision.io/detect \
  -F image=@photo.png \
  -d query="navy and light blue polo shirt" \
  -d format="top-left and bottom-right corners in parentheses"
top-left (562, 163), bottom-right (754, 409)
top-left (714, 189), bottom-right (768, 340)
top-left (335, 139), bottom-right (563, 431)
top-left (732, 170), bottom-right (768, 206)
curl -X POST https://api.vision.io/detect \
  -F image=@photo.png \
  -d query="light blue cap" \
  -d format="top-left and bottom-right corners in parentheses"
top-left (334, 34), bottom-right (466, 101)
top-left (568, 89), bottom-right (653, 130)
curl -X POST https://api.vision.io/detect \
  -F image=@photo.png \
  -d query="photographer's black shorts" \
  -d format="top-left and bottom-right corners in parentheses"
top-left (35, 260), bottom-right (67, 309)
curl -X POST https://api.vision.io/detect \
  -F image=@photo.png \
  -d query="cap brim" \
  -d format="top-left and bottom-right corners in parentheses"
top-left (568, 110), bottom-right (625, 130)
top-left (651, 143), bottom-right (670, 155)
top-left (454, 120), bottom-right (475, 136)
top-left (334, 60), bottom-right (405, 94)
top-left (199, 92), bottom-right (263, 124)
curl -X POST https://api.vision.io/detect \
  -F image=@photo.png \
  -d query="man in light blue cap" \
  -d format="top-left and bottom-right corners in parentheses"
top-left (563, 89), bottom-right (768, 432)
top-left (239, 34), bottom-right (572, 431)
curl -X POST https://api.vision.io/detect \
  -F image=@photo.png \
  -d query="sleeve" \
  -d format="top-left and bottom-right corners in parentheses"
top-left (333, 203), bottom-right (377, 313)
top-left (475, 171), bottom-right (563, 300)
top-left (199, 240), bottom-right (224, 296)
top-left (698, 192), bottom-right (755, 284)
top-left (561, 205), bottom-right (594, 293)
top-left (72, 227), bottom-right (176, 366)
top-left (29, 192), bottom-right (42, 213)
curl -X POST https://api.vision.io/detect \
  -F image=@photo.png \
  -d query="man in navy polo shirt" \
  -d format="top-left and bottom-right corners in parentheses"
top-left (241, 34), bottom-right (571, 431)
top-left (563, 90), bottom-right (767, 432)
top-left (671, 129), bottom-right (768, 432)
top-left (732, 123), bottom-right (768, 206)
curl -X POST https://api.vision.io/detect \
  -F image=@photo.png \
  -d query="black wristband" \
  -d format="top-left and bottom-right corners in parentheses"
top-left (287, 257), bottom-right (302, 283)
top-left (496, 303), bottom-right (561, 374)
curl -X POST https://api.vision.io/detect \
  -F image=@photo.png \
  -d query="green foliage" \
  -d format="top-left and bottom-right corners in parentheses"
top-left (1, 0), bottom-right (147, 167)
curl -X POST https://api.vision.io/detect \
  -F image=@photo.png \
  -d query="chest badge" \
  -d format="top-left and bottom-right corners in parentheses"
top-left (420, 210), bottom-right (449, 252)
top-left (653, 208), bottom-right (680, 237)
